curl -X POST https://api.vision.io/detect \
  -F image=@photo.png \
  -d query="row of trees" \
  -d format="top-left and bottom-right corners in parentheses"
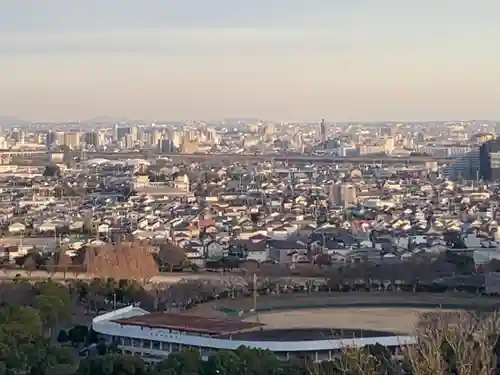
top-left (0, 276), bottom-right (225, 316)
top-left (2, 256), bottom-right (490, 311)
top-left (2, 235), bottom-right (488, 289)
top-left (0, 257), bottom-right (489, 327)
top-left (0, 240), bottom-right (493, 321)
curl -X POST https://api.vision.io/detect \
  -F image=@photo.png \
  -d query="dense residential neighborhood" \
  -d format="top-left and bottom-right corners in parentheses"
top-left (1, 155), bottom-right (500, 277)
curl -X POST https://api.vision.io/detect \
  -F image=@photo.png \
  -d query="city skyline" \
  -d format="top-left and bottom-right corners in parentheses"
top-left (1, 0), bottom-right (500, 122)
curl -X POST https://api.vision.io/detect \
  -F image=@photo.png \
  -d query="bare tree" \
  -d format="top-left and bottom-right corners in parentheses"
top-left (258, 263), bottom-right (291, 278)
top-left (403, 311), bottom-right (450, 375)
top-left (240, 259), bottom-right (259, 274)
top-left (84, 240), bottom-right (158, 282)
top-left (157, 243), bottom-right (186, 272)
top-left (22, 255), bottom-right (37, 277)
top-left (56, 248), bottom-right (72, 279)
top-left (317, 309), bottom-right (500, 375)
top-left (401, 261), bottom-right (423, 292)
top-left (440, 311), bottom-right (500, 375)
top-left (315, 253), bottom-right (332, 268)
top-left (223, 275), bottom-right (247, 299)
top-left (325, 268), bottom-right (342, 292)
top-left (401, 310), bottom-right (500, 375)
top-left (292, 263), bottom-right (323, 277)
top-left (336, 345), bottom-right (382, 375)
top-left (254, 263), bottom-right (292, 295)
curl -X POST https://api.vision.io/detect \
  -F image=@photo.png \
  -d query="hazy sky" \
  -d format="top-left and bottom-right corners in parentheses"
top-left (1, 0), bottom-right (500, 121)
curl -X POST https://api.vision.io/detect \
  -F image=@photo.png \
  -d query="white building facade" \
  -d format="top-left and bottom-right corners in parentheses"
top-left (92, 306), bottom-right (416, 363)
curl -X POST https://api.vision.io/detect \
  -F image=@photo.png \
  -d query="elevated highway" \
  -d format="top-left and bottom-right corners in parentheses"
top-left (0, 149), bottom-right (455, 166)
top-left (84, 151), bottom-right (454, 166)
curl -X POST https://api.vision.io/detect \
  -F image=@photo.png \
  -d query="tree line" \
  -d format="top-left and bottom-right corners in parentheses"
top-left (1, 238), bottom-right (491, 285)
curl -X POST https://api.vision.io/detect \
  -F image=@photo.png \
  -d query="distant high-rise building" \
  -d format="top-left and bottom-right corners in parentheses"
top-left (391, 124), bottom-right (397, 139)
top-left (113, 124), bottom-right (119, 142)
top-left (379, 127), bottom-right (392, 137)
top-left (180, 134), bottom-right (198, 154)
top-left (116, 127), bottom-right (131, 142)
top-left (415, 131), bottom-right (425, 143)
top-left (63, 132), bottom-right (81, 150)
top-left (0, 132), bottom-right (5, 149)
top-left (479, 138), bottom-right (500, 181)
top-left (84, 132), bottom-right (99, 147)
top-left (294, 132), bottom-right (304, 153)
top-left (169, 130), bottom-right (183, 149)
top-left (124, 134), bottom-right (134, 149)
top-left (443, 148), bottom-right (480, 180)
top-left (18, 130), bottom-right (25, 145)
top-left (329, 182), bottom-right (357, 207)
top-left (159, 139), bottom-right (174, 153)
top-left (10, 129), bottom-right (22, 143)
top-left (205, 128), bottom-right (217, 144)
top-left (320, 119), bottom-right (327, 144)
top-left (263, 123), bottom-right (275, 141)
top-left (130, 126), bottom-right (138, 143)
top-left (46, 131), bottom-right (56, 148)
top-left (55, 132), bottom-right (65, 146)
top-left (384, 137), bottom-right (395, 155)
top-left (98, 132), bottom-right (106, 146)
top-left (150, 130), bottom-right (162, 147)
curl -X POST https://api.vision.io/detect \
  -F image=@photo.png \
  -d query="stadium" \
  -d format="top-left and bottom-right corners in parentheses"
top-left (92, 291), bottom-right (500, 362)
top-left (92, 305), bottom-right (416, 362)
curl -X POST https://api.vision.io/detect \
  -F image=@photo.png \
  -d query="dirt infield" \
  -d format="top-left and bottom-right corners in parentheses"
top-left (242, 307), bottom-right (458, 334)
top-left (186, 292), bottom-right (500, 334)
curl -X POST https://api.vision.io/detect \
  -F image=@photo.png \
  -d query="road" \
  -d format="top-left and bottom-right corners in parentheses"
top-left (83, 151), bottom-right (453, 166)
top-left (0, 270), bottom-right (228, 284)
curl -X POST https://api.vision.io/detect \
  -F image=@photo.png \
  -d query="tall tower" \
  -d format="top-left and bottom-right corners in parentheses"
top-left (320, 119), bottom-right (327, 145)
top-left (113, 124), bottom-right (119, 142)
top-left (130, 126), bottom-right (138, 143)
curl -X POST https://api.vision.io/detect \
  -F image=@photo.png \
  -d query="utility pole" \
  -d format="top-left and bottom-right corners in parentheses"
top-left (252, 272), bottom-right (257, 311)
top-left (253, 272), bottom-right (260, 322)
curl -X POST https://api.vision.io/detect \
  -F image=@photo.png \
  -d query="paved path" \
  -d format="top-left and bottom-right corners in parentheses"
top-left (0, 270), bottom-right (247, 284)
top-left (0, 270), bottom-right (327, 285)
